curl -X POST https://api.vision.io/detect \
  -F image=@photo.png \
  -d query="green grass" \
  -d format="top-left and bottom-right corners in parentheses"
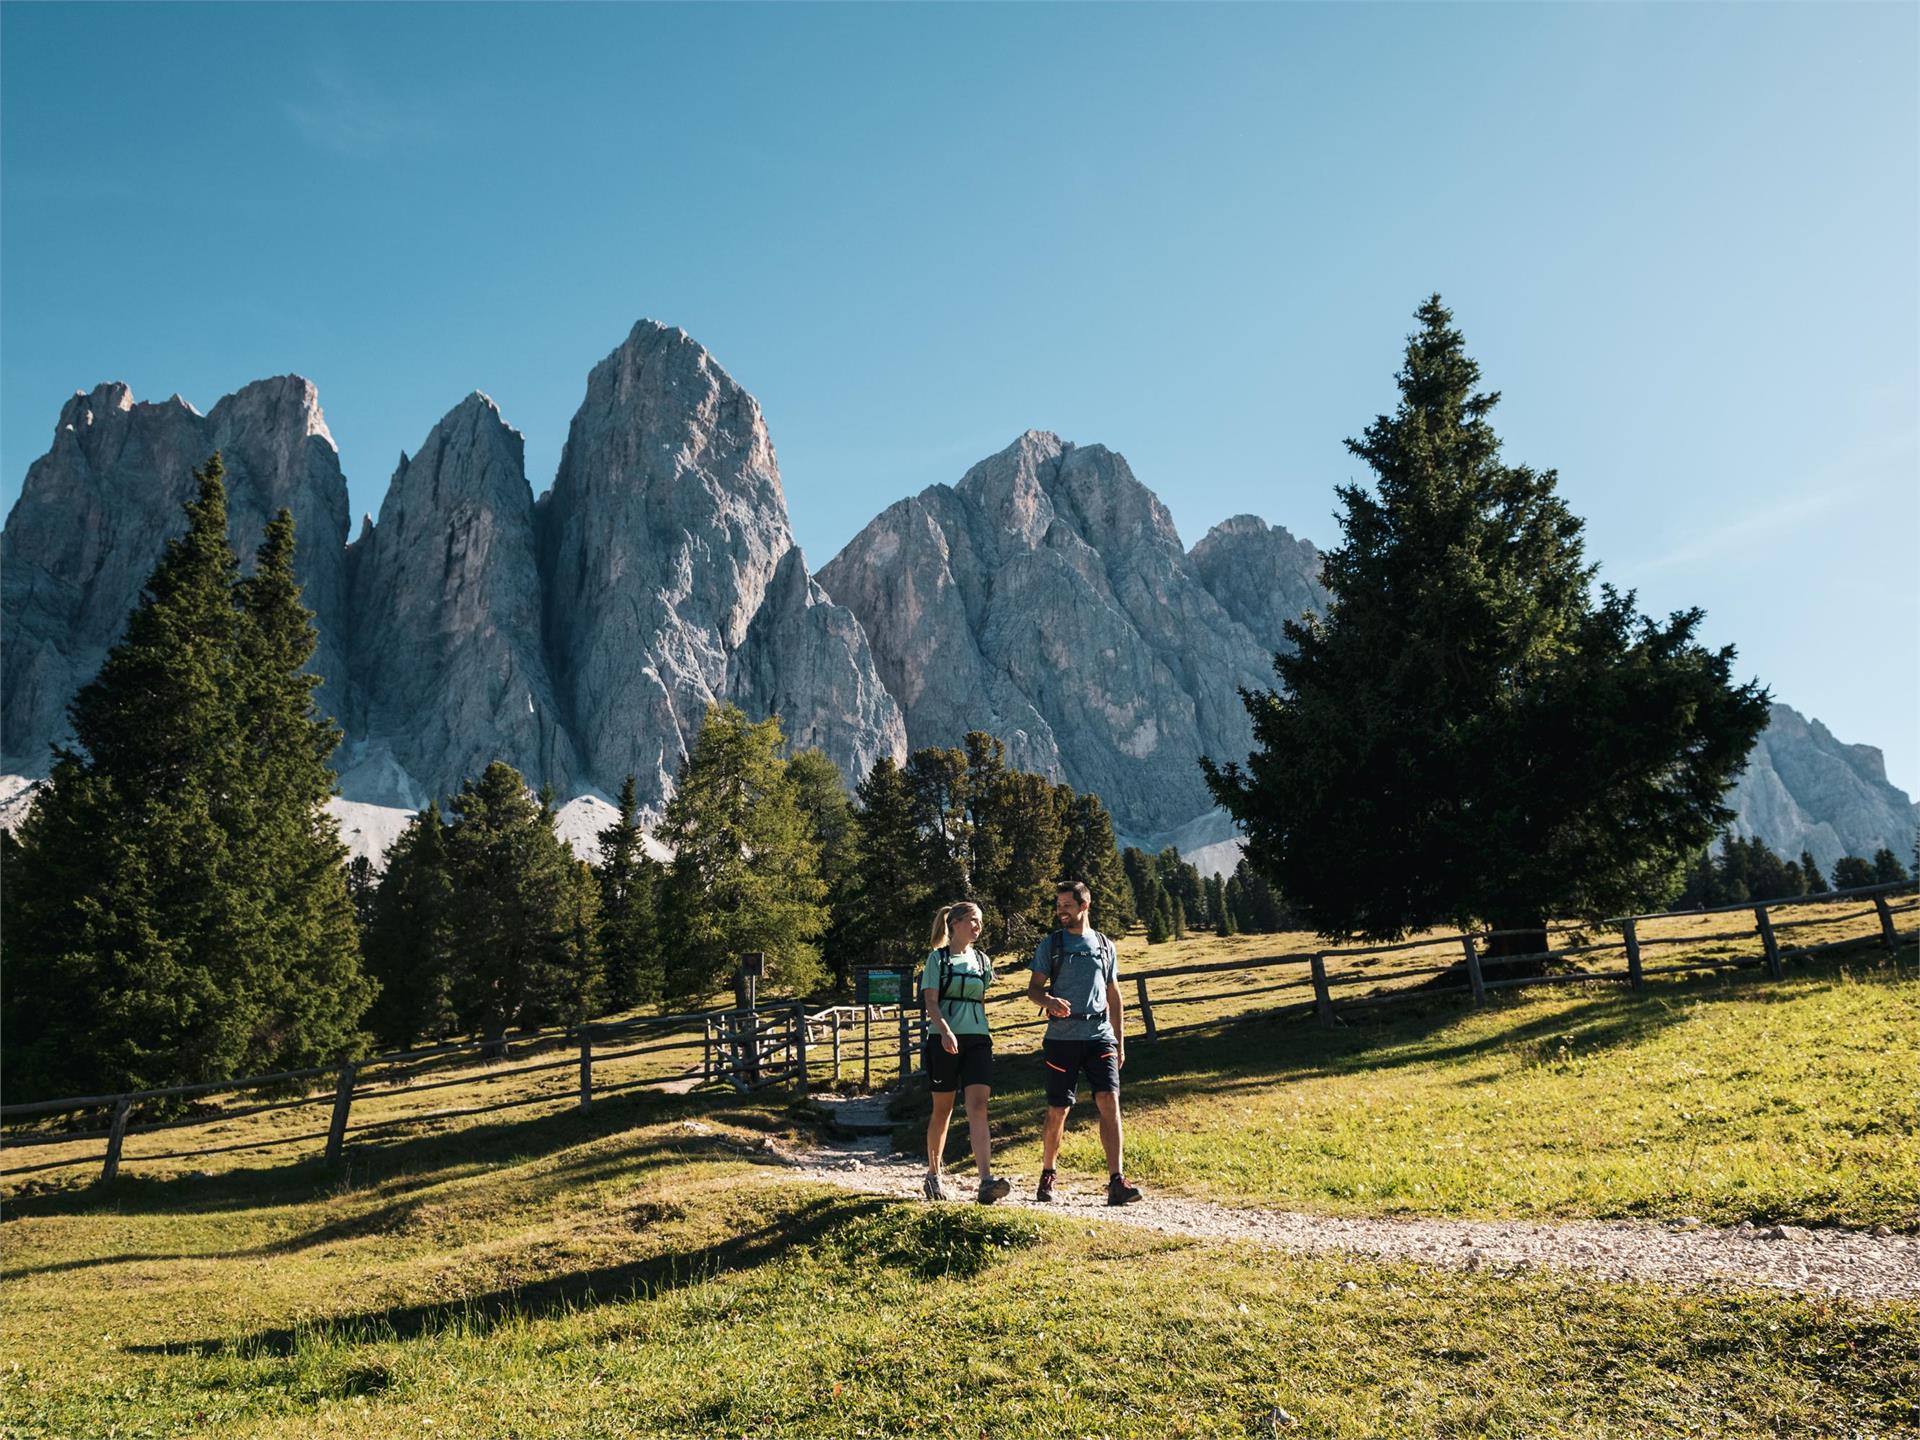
top-left (907, 946), bottom-right (1920, 1230)
top-left (4, 1101), bottom-right (1916, 1439)
top-left (6, 944), bottom-right (1917, 1436)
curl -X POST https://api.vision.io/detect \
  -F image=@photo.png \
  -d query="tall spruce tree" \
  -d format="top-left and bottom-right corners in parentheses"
top-left (787, 750), bottom-right (859, 987)
top-left (839, 755), bottom-right (933, 980)
top-left (442, 762), bottom-right (591, 1049)
top-left (595, 775), bottom-right (662, 1012)
top-left (1871, 847), bottom-right (1911, 885)
top-left (1204, 298), bottom-right (1769, 956)
top-left (1799, 850), bottom-right (1828, 895)
top-left (3, 458), bottom-right (372, 1100)
top-left (657, 706), bottom-right (828, 1002)
top-left (905, 745), bottom-right (973, 902)
top-left (1055, 789), bottom-right (1134, 935)
top-left (231, 509), bottom-right (371, 1069)
top-left (363, 802), bottom-right (458, 1049)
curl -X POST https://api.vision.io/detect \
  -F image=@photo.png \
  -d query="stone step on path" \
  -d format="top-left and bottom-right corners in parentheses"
top-left (803, 1093), bottom-right (897, 1137)
top-left (766, 1124), bottom-right (1920, 1306)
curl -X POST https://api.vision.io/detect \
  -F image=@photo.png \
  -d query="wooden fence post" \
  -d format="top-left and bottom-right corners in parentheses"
top-left (97, 1096), bottom-right (132, 1186)
top-left (1309, 952), bottom-right (1335, 1026)
top-left (1874, 892), bottom-right (1899, 949)
top-left (325, 1061), bottom-right (358, 1164)
top-left (1134, 975), bottom-right (1158, 1043)
top-left (832, 1015), bottom-right (842, 1084)
top-left (578, 1035), bottom-right (593, 1114)
top-left (1461, 935), bottom-right (1488, 1004)
top-left (1622, 919), bottom-right (1645, 992)
top-left (791, 1003), bottom-right (809, 1094)
top-left (1755, 905), bottom-right (1783, 980)
top-left (862, 1006), bottom-right (872, 1091)
top-left (897, 985), bottom-right (911, 1083)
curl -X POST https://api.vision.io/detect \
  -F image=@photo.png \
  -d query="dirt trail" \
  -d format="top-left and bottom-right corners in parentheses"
top-left (728, 1098), bottom-right (1920, 1305)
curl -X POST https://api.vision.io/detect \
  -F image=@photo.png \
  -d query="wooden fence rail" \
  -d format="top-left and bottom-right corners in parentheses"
top-left (7, 883), bottom-right (1912, 1187)
top-left (2, 1000), bottom-right (812, 1187)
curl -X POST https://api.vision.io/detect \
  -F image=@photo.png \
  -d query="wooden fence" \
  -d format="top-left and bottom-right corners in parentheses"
top-left (5, 881), bottom-right (1911, 1188)
top-left (1, 1001), bottom-right (809, 1189)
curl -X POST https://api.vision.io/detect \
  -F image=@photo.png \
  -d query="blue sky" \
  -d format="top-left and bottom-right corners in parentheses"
top-left (4, 3), bottom-right (1915, 791)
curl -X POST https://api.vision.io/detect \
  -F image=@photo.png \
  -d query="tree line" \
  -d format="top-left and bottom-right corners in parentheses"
top-left (0, 462), bottom-right (1195, 1098)
top-left (1672, 833), bottom-right (1913, 910)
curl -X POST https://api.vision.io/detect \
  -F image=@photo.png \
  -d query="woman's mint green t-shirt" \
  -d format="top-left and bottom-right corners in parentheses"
top-left (920, 947), bottom-right (993, 1036)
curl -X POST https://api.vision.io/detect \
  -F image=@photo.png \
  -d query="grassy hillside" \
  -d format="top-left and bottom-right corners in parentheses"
top-left (3, 943), bottom-right (1916, 1437)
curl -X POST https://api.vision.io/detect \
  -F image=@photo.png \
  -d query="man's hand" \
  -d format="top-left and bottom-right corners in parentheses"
top-left (1116, 1041), bottom-right (1126, 1069)
top-left (1042, 994), bottom-right (1073, 1019)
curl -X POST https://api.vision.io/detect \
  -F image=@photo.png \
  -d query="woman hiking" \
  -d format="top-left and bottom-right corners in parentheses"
top-left (920, 901), bottom-right (1012, 1203)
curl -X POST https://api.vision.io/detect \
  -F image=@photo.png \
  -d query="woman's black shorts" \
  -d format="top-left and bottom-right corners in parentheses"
top-left (924, 1033), bottom-right (993, 1093)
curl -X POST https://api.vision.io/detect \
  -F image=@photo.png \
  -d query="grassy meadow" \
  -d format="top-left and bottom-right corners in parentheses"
top-left (3, 909), bottom-right (1916, 1436)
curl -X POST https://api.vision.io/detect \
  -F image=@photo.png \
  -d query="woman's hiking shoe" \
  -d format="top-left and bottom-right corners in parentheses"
top-left (1035, 1168), bottom-right (1057, 1203)
top-left (922, 1173), bottom-right (951, 1202)
top-left (1106, 1174), bottom-right (1143, 1206)
top-left (977, 1176), bottom-right (1011, 1205)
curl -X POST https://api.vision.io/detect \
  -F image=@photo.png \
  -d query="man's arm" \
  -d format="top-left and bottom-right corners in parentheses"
top-left (1028, 968), bottom-right (1072, 1019)
top-left (1106, 980), bottom-right (1126, 1066)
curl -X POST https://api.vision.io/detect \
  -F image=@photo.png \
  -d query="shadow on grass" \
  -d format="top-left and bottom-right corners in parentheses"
top-left (126, 1191), bottom-right (888, 1358)
top-left (0, 1081), bottom-right (799, 1231)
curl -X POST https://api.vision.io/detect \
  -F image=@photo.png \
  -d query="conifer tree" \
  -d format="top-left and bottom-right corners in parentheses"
top-left (905, 745), bottom-right (972, 902)
top-left (442, 762), bottom-right (589, 1049)
top-left (1056, 789), bottom-right (1134, 935)
top-left (1204, 298), bottom-right (1769, 955)
top-left (1831, 856), bottom-right (1875, 890)
top-left (230, 509), bottom-right (370, 1069)
top-left (1871, 847), bottom-right (1911, 885)
top-left (839, 755), bottom-right (932, 979)
top-left (658, 706), bottom-right (828, 1001)
top-left (3, 458), bottom-right (372, 1100)
top-left (1799, 850), bottom-right (1828, 895)
top-left (595, 775), bottom-right (662, 1011)
top-left (363, 803), bottom-right (458, 1049)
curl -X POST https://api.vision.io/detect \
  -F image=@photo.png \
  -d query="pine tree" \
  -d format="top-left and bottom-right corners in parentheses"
top-left (1207, 874), bottom-right (1231, 936)
top-left (839, 755), bottom-right (933, 979)
top-left (1146, 895), bottom-right (1173, 945)
top-left (3, 458), bottom-right (373, 1101)
top-left (230, 509), bottom-right (371, 1070)
top-left (363, 803), bottom-right (458, 1049)
top-left (1799, 850), bottom-right (1828, 895)
top-left (1871, 847), bottom-right (1911, 885)
top-left (1057, 789), bottom-right (1134, 935)
top-left (658, 706), bottom-right (828, 1002)
top-left (905, 745), bottom-right (972, 902)
top-left (1831, 856), bottom-right (1875, 890)
top-left (442, 762), bottom-right (589, 1049)
top-left (346, 855), bottom-right (379, 935)
top-left (1204, 298), bottom-right (1769, 956)
top-left (595, 775), bottom-right (661, 1013)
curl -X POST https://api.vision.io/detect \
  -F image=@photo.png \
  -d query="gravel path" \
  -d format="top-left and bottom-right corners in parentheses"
top-left (739, 1117), bottom-right (1920, 1305)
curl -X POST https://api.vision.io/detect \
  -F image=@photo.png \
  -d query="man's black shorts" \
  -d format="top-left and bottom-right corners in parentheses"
top-left (924, 1033), bottom-right (993, 1093)
top-left (1042, 1038), bottom-right (1120, 1108)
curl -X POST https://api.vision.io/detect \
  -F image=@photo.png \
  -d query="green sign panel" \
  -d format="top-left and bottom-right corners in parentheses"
top-left (857, 968), bottom-right (904, 1006)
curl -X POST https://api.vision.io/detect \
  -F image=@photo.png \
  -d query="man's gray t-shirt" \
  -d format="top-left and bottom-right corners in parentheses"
top-left (1029, 930), bottom-right (1118, 1042)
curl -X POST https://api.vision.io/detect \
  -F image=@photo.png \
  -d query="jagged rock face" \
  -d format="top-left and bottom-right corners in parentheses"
top-left (1190, 514), bottom-right (1326, 656)
top-left (1727, 703), bottom-right (1919, 871)
top-left (540, 320), bottom-right (904, 803)
top-left (342, 394), bottom-right (577, 808)
top-left (1, 378), bottom-right (350, 773)
top-left (820, 431), bottom-right (1289, 849)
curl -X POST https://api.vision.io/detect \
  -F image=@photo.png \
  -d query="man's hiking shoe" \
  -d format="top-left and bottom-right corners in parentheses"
top-left (1035, 1168), bottom-right (1057, 1203)
top-left (1107, 1174), bottom-right (1143, 1206)
top-left (922, 1173), bottom-right (951, 1202)
top-left (977, 1176), bottom-right (1011, 1205)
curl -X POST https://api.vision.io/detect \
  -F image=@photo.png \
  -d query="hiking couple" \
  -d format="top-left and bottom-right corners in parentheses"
top-left (920, 880), bottom-right (1143, 1207)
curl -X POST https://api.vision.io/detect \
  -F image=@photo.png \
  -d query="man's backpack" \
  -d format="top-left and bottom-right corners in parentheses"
top-left (1043, 928), bottom-right (1116, 1017)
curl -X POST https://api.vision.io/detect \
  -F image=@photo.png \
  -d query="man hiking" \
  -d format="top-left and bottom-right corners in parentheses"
top-left (1027, 880), bottom-right (1143, 1205)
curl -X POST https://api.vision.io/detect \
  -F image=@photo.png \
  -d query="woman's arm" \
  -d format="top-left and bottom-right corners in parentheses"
top-left (924, 977), bottom-right (958, 1053)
